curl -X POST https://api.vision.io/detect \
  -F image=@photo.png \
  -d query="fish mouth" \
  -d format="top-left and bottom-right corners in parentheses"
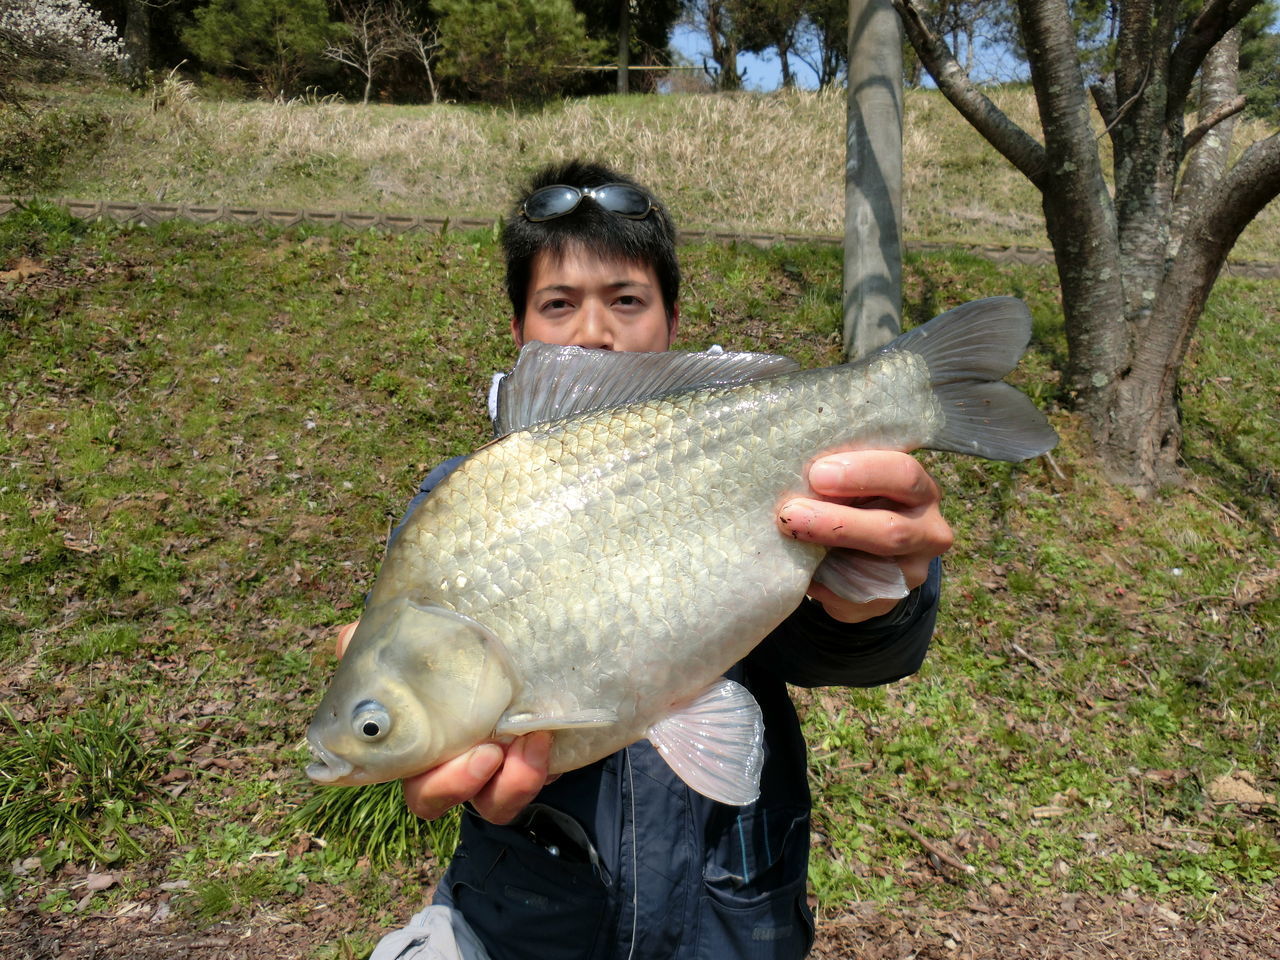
top-left (305, 740), bottom-right (354, 784)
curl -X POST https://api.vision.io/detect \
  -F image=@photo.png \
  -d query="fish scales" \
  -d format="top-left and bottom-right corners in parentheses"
top-left (371, 361), bottom-right (935, 773)
top-left (305, 297), bottom-right (1058, 803)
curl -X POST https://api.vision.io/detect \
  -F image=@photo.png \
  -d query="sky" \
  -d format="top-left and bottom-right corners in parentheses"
top-left (669, 20), bottom-right (1044, 91)
top-left (669, 23), bottom-right (821, 91)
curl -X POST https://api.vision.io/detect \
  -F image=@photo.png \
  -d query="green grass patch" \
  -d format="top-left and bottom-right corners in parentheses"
top-left (1, 212), bottom-right (1276, 938)
top-left (0, 701), bottom-right (179, 867)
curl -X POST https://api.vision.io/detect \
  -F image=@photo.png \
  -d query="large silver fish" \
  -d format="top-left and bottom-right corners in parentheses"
top-left (306, 297), bottom-right (1057, 804)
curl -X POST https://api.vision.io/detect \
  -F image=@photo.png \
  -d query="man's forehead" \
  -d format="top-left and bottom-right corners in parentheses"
top-left (530, 246), bottom-right (656, 287)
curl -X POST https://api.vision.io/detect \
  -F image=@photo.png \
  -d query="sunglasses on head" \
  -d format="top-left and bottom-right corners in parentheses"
top-left (520, 183), bottom-right (658, 222)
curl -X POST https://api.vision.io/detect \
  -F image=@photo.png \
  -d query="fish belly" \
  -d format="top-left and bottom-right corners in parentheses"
top-left (380, 360), bottom-right (935, 771)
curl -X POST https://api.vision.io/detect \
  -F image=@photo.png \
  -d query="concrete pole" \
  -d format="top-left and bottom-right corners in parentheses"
top-left (843, 0), bottom-right (904, 358)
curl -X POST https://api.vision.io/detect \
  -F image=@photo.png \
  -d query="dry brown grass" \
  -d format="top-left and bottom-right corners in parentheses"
top-left (56, 85), bottom-right (1280, 259)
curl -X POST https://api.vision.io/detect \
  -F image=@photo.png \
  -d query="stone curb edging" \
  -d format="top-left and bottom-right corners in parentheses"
top-left (3, 195), bottom-right (1277, 279)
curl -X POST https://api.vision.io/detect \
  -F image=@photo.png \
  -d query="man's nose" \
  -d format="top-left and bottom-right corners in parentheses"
top-left (575, 300), bottom-right (613, 349)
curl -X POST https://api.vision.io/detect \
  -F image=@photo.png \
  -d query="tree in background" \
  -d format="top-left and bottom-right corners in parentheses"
top-left (683, 0), bottom-right (853, 90)
top-left (182, 0), bottom-right (335, 98)
top-left (323, 0), bottom-right (415, 105)
top-left (683, 0), bottom-right (744, 89)
top-left (897, 0), bottom-right (1280, 491)
top-left (433, 0), bottom-right (604, 103)
top-left (576, 0), bottom-right (682, 94)
top-left (735, 0), bottom-right (806, 87)
top-left (1240, 26), bottom-right (1279, 121)
top-left (794, 0), bottom-right (847, 86)
top-left (401, 10), bottom-right (442, 103)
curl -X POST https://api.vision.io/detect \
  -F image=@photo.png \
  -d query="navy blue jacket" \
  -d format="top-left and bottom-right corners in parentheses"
top-left (393, 456), bottom-right (939, 960)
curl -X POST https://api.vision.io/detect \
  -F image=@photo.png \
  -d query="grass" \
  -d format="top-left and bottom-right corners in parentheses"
top-left (6, 81), bottom-right (1278, 260)
top-left (0, 700), bottom-right (180, 867)
top-left (0, 130), bottom-right (1276, 948)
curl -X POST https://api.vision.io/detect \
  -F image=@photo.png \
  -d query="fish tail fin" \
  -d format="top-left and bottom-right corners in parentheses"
top-left (890, 297), bottom-right (1058, 462)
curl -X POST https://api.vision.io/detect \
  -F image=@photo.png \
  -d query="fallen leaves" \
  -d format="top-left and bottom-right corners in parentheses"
top-left (1208, 769), bottom-right (1277, 808)
top-left (0, 257), bottom-right (46, 283)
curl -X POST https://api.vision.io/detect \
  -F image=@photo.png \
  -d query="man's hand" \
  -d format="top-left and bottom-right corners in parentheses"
top-left (776, 450), bottom-right (954, 623)
top-left (334, 621), bottom-right (550, 825)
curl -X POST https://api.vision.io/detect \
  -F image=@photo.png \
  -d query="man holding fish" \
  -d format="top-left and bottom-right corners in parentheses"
top-left (318, 160), bottom-right (1051, 959)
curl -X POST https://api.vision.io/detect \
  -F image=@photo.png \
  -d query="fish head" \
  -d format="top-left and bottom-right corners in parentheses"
top-left (305, 599), bottom-right (516, 786)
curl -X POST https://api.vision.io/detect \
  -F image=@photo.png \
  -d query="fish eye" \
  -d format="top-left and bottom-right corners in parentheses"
top-left (352, 700), bottom-right (391, 741)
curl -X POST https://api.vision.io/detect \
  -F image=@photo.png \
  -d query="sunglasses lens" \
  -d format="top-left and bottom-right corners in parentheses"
top-left (523, 185), bottom-right (582, 221)
top-left (592, 184), bottom-right (652, 218)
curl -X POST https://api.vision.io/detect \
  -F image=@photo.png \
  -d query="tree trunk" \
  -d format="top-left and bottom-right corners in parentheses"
top-left (1171, 27), bottom-right (1241, 247)
top-left (123, 0), bottom-right (150, 86)
top-left (617, 0), bottom-right (630, 94)
top-left (1016, 0), bottom-right (1128, 409)
top-left (896, 0), bottom-right (1280, 493)
top-left (1096, 129), bottom-right (1280, 490)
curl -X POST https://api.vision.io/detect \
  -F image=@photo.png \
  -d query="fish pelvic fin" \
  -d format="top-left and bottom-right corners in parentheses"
top-left (886, 297), bottom-right (1059, 462)
top-left (647, 678), bottom-right (764, 806)
top-left (813, 548), bottom-right (910, 604)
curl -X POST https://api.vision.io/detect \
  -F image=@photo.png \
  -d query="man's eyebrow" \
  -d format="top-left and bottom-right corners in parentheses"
top-left (533, 279), bottom-right (653, 294)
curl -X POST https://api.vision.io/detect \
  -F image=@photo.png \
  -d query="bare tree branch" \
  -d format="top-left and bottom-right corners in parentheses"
top-left (1184, 95), bottom-right (1246, 153)
top-left (1194, 132), bottom-right (1280, 254)
top-left (1168, 0), bottom-right (1260, 115)
top-left (323, 0), bottom-right (415, 105)
top-left (404, 19), bottom-right (442, 104)
top-left (1089, 81), bottom-right (1117, 129)
top-left (1094, 58), bottom-right (1152, 145)
top-left (893, 0), bottom-right (1048, 186)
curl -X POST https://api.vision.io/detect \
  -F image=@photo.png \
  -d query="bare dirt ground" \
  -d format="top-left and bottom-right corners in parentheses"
top-left (4, 883), bottom-right (1278, 959)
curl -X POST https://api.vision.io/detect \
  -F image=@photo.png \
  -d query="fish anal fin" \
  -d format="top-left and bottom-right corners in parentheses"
top-left (647, 678), bottom-right (764, 806)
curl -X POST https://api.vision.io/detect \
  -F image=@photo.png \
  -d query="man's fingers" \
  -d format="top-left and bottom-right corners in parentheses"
top-left (778, 497), bottom-right (950, 561)
top-left (805, 581), bottom-right (901, 623)
top-left (400, 733), bottom-right (552, 825)
top-left (471, 732), bottom-right (552, 825)
top-left (806, 450), bottom-right (940, 506)
top-left (401, 743), bottom-right (504, 821)
top-left (335, 620), bottom-right (359, 659)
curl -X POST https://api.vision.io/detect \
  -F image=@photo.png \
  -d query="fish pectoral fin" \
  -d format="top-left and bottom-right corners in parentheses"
top-left (813, 548), bottom-right (910, 604)
top-left (495, 708), bottom-right (618, 734)
top-left (647, 678), bottom-right (764, 807)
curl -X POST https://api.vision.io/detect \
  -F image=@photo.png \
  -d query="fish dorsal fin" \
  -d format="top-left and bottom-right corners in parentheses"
top-left (494, 342), bottom-right (800, 437)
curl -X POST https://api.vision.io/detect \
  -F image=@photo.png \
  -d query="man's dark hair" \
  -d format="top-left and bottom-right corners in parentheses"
top-left (503, 160), bottom-right (680, 326)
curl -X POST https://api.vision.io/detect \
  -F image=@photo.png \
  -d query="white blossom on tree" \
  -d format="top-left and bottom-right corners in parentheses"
top-left (0, 0), bottom-right (127, 77)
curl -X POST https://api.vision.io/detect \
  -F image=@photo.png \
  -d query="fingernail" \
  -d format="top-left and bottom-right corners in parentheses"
top-left (467, 743), bottom-right (502, 779)
top-left (809, 461), bottom-right (843, 490)
top-left (779, 503), bottom-right (814, 538)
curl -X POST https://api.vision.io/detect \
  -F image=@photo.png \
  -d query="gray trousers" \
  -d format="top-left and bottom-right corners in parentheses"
top-left (369, 905), bottom-right (493, 960)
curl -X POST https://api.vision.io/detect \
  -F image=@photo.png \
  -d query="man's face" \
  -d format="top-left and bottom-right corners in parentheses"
top-left (513, 245), bottom-right (678, 353)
